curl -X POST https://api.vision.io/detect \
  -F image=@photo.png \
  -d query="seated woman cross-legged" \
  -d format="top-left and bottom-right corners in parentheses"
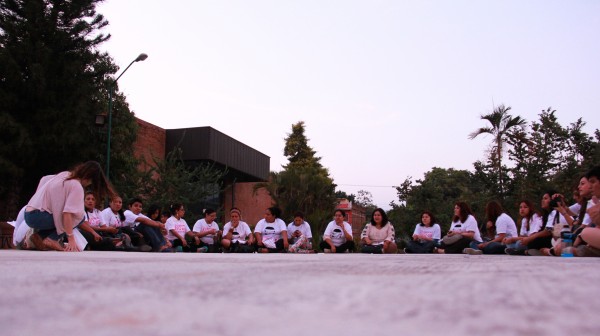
top-left (360, 208), bottom-right (397, 254)
top-left (165, 203), bottom-right (200, 253)
top-left (254, 207), bottom-right (288, 253)
top-left (436, 202), bottom-right (482, 254)
top-left (221, 208), bottom-right (255, 253)
top-left (405, 211), bottom-right (441, 254)
top-left (287, 211), bottom-right (314, 253)
top-left (463, 201), bottom-right (518, 255)
top-left (320, 210), bottom-right (355, 253)
top-left (505, 200), bottom-right (544, 255)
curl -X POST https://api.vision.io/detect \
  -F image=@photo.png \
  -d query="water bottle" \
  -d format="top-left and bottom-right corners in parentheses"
top-left (561, 232), bottom-right (574, 258)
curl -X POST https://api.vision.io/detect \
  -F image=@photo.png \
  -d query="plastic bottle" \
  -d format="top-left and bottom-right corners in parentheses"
top-left (561, 232), bottom-right (574, 258)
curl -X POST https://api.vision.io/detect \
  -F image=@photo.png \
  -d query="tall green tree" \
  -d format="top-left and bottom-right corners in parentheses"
top-left (469, 105), bottom-right (526, 197)
top-left (256, 121), bottom-right (337, 241)
top-left (0, 0), bottom-right (138, 218)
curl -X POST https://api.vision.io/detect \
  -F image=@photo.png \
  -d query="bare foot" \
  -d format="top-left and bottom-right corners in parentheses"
top-left (42, 238), bottom-right (65, 251)
top-left (29, 233), bottom-right (48, 251)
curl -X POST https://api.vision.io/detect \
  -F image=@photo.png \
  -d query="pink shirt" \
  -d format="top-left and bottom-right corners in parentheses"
top-left (26, 172), bottom-right (85, 234)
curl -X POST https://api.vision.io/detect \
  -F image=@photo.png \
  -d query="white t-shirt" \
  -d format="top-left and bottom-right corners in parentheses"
top-left (223, 221), bottom-right (253, 244)
top-left (192, 219), bottom-right (220, 244)
top-left (520, 214), bottom-right (543, 236)
top-left (286, 221), bottom-right (313, 243)
top-left (254, 218), bottom-right (287, 244)
top-left (450, 215), bottom-right (482, 242)
top-left (26, 172), bottom-right (85, 234)
top-left (543, 210), bottom-right (567, 230)
top-left (323, 221), bottom-right (353, 247)
top-left (165, 216), bottom-right (190, 241)
top-left (123, 210), bottom-right (148, 228)
top-left (86, 208), bottom-right (105, 228)
top-left (413, 223), bottom-right (441, 241)
top-left (495, 213), bottom-right (518, 238)
top-left (101, 208), bottom-right (124, 228)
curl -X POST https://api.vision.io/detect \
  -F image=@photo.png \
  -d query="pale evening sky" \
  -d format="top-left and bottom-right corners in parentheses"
top-left (96, 0), bottom-right (600, 209)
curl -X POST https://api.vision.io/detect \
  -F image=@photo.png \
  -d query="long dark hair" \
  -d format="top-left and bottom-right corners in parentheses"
top-left (147, 204), bottom-right (161, 221)
top-left (518, 200), bottom-right (537, 232)
top-left (370, 208), bottom-right (389, 227)
top-left (453, 202), bottom-right (472, 223)
top-left (541, 190), bottom-right (557, 229)
top-left (67, 161), bottom-right (115, 202)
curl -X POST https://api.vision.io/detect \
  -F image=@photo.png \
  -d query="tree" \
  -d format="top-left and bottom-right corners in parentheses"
top-left (0, 0), bottom-right (139, 218)
top-left (469, 105), bottom-right (526, 197)
top-left (256, 121), bottom-right (337, 243)
top-left (283, 121), bottom-right (323, 170)
top-left (389, 167), bottom-right (481, 240)
top-left (133, 148), bottom-right (226, 222)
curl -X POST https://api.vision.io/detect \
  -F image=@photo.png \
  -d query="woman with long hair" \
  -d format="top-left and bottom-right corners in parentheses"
top-left (405, 211), bottom-right (441, 254)
top-left (463, 201), bottom-right (518, 255)
top-left (360, 208), bottom-right (397, 254)
top-left (192, 208), bottom-right (221, 252)
top-left (436, 202), bottom-right (481, 254)
top-left (24, 161), bottom-right (115, 251)
top-left (504, 200), bottom-right (544, 255)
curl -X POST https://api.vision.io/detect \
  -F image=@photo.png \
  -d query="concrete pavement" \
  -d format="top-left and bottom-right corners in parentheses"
top-left (1, 250), bottom-right (599, 336)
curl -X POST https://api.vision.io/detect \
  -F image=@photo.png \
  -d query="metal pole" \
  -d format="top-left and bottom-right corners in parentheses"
top-left (104, 54), bottom-right (147, 182)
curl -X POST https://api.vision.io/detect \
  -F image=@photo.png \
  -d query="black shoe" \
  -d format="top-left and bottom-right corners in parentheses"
top-left (505, 247), bottom-right (525, 255)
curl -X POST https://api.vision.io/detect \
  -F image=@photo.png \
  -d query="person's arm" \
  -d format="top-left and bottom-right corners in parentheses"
top-left (521, 229), bottom-right (551, 246)
top-left (255, 232), bottom-right (263, 247)
top-left (136, 216), bottom-right (164, 229)
top-left (341, 223), bottom-right (353, 241)
top-left (79, 221), bottom-right (102, 242)
top-left (170, 229), bottom-right (187, 246)
top-left (223, 225), bottom-right (234, 240)
top-left (361, 225), bottom-right (372, 245)
top-left (63, 212), bottom-right (80, 252)
top-left (324, 237), bottom-right (336, 252)
top-left (281, 230), bottom-right (289, 249)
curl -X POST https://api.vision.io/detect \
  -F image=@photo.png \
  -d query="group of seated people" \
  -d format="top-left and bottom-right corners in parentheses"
top-left (404, 165), bottom-right (600, 257)
top-left (12, 161), bottom-right (600, 257)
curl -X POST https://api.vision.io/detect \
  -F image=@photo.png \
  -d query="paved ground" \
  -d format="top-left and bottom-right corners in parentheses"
top-left (1, 250), bottom-right (599, 336)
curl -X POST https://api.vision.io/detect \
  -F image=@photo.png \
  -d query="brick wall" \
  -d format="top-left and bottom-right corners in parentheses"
top-left (132, 118), bottom-right (166, 170)
top-left (223, 182), bottom-right (274, 227)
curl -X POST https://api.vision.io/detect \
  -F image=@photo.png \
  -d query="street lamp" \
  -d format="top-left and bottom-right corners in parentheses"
top-left (105, 53), bottom-right (148, 181)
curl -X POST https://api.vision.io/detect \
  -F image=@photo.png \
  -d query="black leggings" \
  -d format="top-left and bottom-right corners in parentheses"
top-left (320, 240), bottom-right (355, 253)
top-left (440, 237), bottom-right (472, 254)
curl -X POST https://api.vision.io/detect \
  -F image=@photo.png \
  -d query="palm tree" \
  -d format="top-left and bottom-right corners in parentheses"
top-left (469, 104), bottom-right (527, 196)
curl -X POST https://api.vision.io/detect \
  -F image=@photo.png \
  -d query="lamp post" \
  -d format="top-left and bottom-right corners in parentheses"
top-left (105, 53), bottom-right (148, 181)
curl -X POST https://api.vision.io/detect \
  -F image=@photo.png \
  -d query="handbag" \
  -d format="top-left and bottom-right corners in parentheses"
top-left (442, 234), bottom-right (462, 245)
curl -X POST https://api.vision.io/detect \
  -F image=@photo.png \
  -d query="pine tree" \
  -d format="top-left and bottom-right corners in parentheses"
top-left (0, 0), bottom-right (139, 218)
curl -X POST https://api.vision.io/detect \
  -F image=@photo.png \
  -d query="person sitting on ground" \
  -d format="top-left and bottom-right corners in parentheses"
top-left (123, 198), bottom-right (169, 252)
top-left (360, 208), bottom-right (397, 254)
top-left (192, 208), bottom-right (221, 252)
top-left (573, 165), bottom-right (600, 257)
top-left (320, 209), bottom-right (355, 253)
top-left (436, 202), bottom-right (481, 254)
top-left (80, 191), bottom-right (122, 251)
top-left (464, 201), bottom-right (518, 255)
top-left (504, 200), bottom-right (544, 255)
top-left (525, 191), bottom-right (566, 256)
top-left (255, 207), bottom-right (288, 253)
top-left (221, 208), bottom-right (255, 253)
top-left (286, 211), bottom-right (314, 253)
top-left (405, 211), bottom-right (441, 254)
top-left (23, 161), bottom-right (115, 252)
top-left (165, 203), bottom-right (201, 252)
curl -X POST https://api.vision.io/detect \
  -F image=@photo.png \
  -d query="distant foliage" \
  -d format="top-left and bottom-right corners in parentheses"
top-left (389, 107), bottom-right (599, 232)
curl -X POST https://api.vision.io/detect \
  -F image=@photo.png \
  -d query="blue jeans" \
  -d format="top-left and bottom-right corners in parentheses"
top-left (24, 210), bottom-right (83, 241)
top-left (136, 224), bottom-right (166, 251)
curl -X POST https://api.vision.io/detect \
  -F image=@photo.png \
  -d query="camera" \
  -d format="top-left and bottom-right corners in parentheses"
top-left (549, 196), bottom-right (561, 208)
